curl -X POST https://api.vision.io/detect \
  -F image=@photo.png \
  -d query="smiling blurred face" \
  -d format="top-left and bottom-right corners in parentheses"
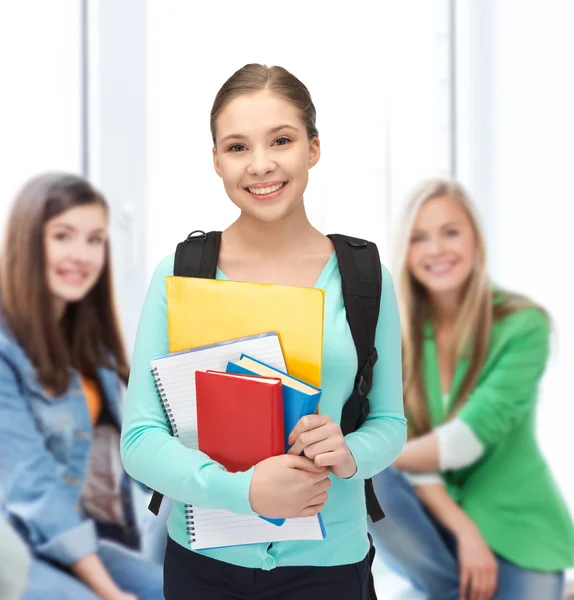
top-left (407, 195), bottom-right (477, 296)
top-left (44, 204), bottom-right (108, 307)
top-left (212, 90), bottom-right (320, 223)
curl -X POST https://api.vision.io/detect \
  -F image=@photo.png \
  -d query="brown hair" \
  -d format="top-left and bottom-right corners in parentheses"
top-left (210, 63), bottom-right (319, 144)
top-left (0, 172), bottom-right (129, 395)
top-left (394, 178), bottom-right (546, 436)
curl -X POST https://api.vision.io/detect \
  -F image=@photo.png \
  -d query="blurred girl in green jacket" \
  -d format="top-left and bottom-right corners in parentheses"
top-left (369, 178), bottom-right (574, 600)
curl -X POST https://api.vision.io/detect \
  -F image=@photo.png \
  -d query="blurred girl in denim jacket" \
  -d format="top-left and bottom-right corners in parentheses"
top-left (0, 173), bottom-right (163, 600)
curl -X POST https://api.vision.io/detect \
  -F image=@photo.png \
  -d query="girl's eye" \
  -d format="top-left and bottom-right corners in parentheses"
top-left (410, 234), bottom-right (425, 244)
top-left (445, 229), bottom-right (459, 237)
top-left (54, 232), bottom-right (69, 241)
top-left (228, 144), bottom-right (246, 152)
top-left (273, 137), bottom-right (291, 146)
top-left (89, 236), bottom-right (105, 245)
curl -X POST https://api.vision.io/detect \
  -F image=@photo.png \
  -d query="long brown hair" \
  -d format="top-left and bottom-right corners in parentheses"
top-left (210, 63), bottom-right (319, 144)
top-left (0, 172), bottom-right (129, 395)
top-left (394, 178), bottom-right (543, 436)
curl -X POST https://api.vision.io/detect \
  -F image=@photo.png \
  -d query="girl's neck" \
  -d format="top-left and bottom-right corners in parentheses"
top-left (224, 202), bottom-right (322, 260)
top-left (429, 288), bottom-right (463, 331)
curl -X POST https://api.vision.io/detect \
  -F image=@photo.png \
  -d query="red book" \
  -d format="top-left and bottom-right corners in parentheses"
top-left (195, 371), bottom-right (285, 472)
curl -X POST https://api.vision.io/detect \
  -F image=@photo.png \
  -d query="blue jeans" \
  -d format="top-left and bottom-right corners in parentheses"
top-left (0, 515), bottom-right (31, 600)
top-left (20, 540), bottom-right (163, 600)
top-left (368, 467), bottom-right (565, 600)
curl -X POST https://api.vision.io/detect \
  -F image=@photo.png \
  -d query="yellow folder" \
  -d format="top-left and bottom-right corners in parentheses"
top-left (166, 277), bottom-right (324, 388)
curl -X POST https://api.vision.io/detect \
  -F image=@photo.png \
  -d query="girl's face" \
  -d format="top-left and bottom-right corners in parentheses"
top-left (212, 90), bottom-right (320, 223)
top-left (407, 195), bottom-right (477, 296)
top-left (44, 204), bottom-right (108, 307)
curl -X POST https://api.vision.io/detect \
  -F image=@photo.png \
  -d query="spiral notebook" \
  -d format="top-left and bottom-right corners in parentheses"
top-left (150, 332), bottom-right (326, 550)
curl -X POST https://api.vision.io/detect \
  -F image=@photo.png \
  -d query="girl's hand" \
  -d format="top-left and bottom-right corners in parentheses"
top-left (249, 454), bottom-right (331, 518)
top-left (287, 414), bottom-right (357, 479)
top-left (456, 522), bottom-right (498, 600)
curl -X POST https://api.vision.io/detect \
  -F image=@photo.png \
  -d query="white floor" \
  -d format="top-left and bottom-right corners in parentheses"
top-left (372, 559), bottom-right (424, 599)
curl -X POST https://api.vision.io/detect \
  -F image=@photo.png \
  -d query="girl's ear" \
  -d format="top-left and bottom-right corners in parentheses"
top-left (308, 137), bottom-right (320, 169)
top-left (213, 146), bottom-right (222, 178)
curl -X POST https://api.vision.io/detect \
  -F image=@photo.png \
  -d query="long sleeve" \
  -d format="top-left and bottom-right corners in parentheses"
top-left (120, 255), bottom-right (256, 515)
top-left (345, 265), bottom-right (407, 480)
top-left (0, 355), bottom-right (98, 566)
top-left (456, 308), bottom-right (550, 448)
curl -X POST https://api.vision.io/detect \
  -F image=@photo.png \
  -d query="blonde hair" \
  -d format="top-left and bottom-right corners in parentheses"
top-left (394, 178), bottom-right (539, 436)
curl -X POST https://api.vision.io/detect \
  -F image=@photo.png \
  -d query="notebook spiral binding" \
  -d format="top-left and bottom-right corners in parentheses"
top-left (185, 505), bottom-right (196, 544)
top-left (150, 367), bottom-right (196, 545)
top-left (150, 367), bottom-right (180, 438)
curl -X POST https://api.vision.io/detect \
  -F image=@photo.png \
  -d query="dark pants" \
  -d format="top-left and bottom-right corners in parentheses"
top-left (164, 537), bottom-right (370, 600)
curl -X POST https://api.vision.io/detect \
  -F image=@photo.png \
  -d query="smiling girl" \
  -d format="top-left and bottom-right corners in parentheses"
top-left (121, 63), bottom-right (407, 600)
top-left (368, 179), bottom-right (574, 600)
top-left (0, 173), bottom-right (163, 600)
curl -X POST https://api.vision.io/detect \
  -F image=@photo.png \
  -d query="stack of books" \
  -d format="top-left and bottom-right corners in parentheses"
top-left (150, 277), bottom-right (327, 550)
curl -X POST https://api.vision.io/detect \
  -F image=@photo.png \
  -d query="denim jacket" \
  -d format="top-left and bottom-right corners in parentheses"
top-left (0, 318), bottom-right (139, 567)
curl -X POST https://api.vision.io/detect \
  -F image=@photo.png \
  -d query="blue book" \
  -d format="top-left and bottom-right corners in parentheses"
top-left (226, 355), bottom-right (322, 528)
top-left (226, 355), bottom-right (322, 451)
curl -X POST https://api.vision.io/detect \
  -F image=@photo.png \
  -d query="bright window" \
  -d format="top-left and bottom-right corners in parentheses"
top-left (0, 1), bottom-right (83, 234)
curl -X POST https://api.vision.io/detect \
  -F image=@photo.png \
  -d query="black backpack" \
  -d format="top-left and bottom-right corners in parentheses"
top-left (149, 230), bottom-right (385, 597)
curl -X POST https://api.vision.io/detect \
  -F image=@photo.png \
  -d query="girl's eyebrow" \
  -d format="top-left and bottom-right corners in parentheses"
top-left (219, 124), bottom-right (300, 144)
top-left (48, 223), bottom-right (106, 235)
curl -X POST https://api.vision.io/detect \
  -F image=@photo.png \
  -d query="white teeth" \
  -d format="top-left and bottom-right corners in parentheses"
top-left (60, 272), bottom-right (87, 282)
top-left (427, 263), bottom-right (454, 273)
top-left (248, 183), bottom-right (284, 195)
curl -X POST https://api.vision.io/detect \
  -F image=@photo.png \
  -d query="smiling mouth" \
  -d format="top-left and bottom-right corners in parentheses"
top-left (57, 271), bottom-right (89, 285)
top-left (245, 182), bottom-right (286, 196)
top-left (425, 261), bottom-right (458, 274)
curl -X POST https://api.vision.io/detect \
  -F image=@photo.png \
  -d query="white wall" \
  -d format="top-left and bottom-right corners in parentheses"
top-left (456, 0), bottom-right (574, 506)
top-left (0, 1), bottom-right (82, 233)
top-left (146, 0), bottom-right (451, 275)
top-left (86, 0), bottom-right (148, 355)
top-left (385, 0), bottom-right (453, 229)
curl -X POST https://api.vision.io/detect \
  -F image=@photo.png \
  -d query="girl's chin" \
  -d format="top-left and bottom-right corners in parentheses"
top-left (52, 284), bottom-right (92, 303)
top-left (423, 277), bottom-right (469, 295)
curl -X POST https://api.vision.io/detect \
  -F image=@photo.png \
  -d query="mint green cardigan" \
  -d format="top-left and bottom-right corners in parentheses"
top-left (426, 306), bottom-right (574, 571)
top-left (121, 253), bottom-right (407, 569)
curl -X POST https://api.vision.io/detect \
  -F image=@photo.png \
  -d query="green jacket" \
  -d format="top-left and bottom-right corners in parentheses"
top-left (424, 306), bottom-right (574, 571)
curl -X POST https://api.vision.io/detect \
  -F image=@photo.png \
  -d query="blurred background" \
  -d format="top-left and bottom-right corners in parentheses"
top-left (0, 0), bottom-right (571, 597)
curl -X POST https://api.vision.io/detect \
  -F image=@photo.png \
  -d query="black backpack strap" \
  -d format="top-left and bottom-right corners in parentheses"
top-left (148, 230), bottom-right (222, 516)
top-left (327, 234), bottom-right (386, 524)
top-left (328, 234), bottom-right (381, 433)
top-left (174, 230), bottom-right (222, 278)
